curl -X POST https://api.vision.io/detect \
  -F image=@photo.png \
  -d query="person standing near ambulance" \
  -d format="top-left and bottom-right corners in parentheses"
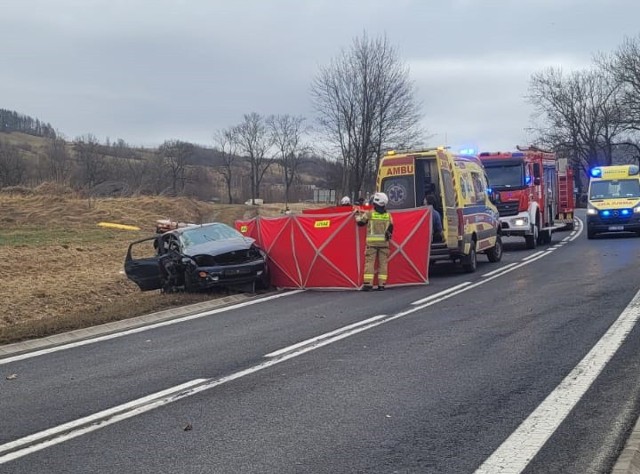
top-left (356, 192), bottom-right (393, 290)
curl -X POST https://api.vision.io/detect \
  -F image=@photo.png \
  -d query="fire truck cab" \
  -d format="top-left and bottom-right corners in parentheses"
top-left (479, 146), bottom-right (575, 249)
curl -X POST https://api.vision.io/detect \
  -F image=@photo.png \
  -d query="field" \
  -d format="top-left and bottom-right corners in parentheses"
top-left (0, 186), bottom-right (312, 345)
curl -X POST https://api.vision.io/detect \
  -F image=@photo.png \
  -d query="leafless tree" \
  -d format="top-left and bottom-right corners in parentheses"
top-left (213, 127), bottom-right (238, 204)
top-left (527, 67), bottom-right (626, 181)
top-left (598, 35), bottom-right (640, 162)
top-left (0, 141), bottom-right (26, 187)
top-left (73, 134), bottom-right (109, 189)
top-left (267, 114), bottom-right (308, 208)
top-left (158, 140), bottom-right (195, 195)
top-left (311, 32), bottom-right (423, 196)
top-left (233, 113), bottom-right (274, 204)
top-left (43, 137), bottom-right (72, 184)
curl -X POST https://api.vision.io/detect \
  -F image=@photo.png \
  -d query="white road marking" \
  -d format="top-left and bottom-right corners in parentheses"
top-left (264, 314), bottom-right (388, 358)
top-left (0, 218), bottom-right (588, 465)
top-left (482, 263), bottom-right (517, 278)
top-left (523, 251), bottom-right (544, 261)
top-left (475, 287), bottom-right (640, 474)
top-left (0, 290), bottom-right (304, 366)
top-left (411, 282), bottom-right (471, 305)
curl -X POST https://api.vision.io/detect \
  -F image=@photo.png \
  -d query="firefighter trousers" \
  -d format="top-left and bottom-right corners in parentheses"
top-left (363, 245), bottom-right (389, 287)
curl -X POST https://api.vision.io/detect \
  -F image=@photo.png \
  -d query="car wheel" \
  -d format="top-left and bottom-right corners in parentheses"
top-left (486, 235), bottom-right (503, 263)
top-left (525, 223), bottom-right (538, 249)
top-left (587, 229), bottom-right (596, 240)
top-left (461, 241), bottom-right (477, 273)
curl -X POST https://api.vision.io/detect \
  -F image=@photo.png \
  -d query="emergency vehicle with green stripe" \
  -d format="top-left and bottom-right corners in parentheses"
top-left (376, 147), bottom-right (502, 272)
top-left (586, 164), bottom-right (640, 239)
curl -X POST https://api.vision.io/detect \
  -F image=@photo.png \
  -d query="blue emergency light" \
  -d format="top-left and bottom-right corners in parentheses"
top-left (601, 210), bottom-right (611, 217)
top-left (621, 209), bottom-right (631, 216)
top-left (590, 167), bottom-right (602, 178)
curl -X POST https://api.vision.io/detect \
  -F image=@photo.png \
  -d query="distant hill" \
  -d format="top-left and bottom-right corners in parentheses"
top-left (0, 108), bottom-right (56, 138)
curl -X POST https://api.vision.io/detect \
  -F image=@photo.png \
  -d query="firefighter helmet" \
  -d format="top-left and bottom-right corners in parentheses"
top-left (340, 196), bottom-right (351, 205)
top-left (372, 192), bottom-right (389, 207)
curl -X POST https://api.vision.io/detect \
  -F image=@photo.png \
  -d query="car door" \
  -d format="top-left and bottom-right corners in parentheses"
top-left (124, 236), bottom-right (162, 291)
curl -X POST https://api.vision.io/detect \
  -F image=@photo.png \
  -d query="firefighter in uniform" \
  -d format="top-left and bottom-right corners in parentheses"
top-left (356, 192), bottom-right (393, 291)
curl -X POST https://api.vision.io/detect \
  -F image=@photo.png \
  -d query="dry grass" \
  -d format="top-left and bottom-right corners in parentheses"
top-left (0, 189), bottom-right (318, 345)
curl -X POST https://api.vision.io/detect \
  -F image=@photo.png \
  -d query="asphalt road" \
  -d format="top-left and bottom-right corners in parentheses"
top-left (2, 211), bottom-right (640, 473)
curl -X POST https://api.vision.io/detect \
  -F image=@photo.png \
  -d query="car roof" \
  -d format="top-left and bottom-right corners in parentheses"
top-left (170, 222), bottom-right (228, 235)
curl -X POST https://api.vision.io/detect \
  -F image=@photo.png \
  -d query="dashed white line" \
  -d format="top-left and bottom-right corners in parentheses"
top-left (482, 263), bottom-right (518, 278)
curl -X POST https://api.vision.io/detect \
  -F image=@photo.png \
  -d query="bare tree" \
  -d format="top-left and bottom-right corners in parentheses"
top-left (527, 67), bottom-right (625, 183)
top-left (158, 140), bottom-right (195, 195)
top-left (213, 128), bottom-right (238, 204)
top-left (44, 137), bottom-right (72, 184)
top-left (0, 141), bottom-right (27, 187)
top-left (601, 35), bottom-right (640, 132)
top-left (311, 32), bottom-right (423, 197)
top-left (267, 114), bottom-right (308, 208)
top-left (73, 134), bottom-right (109, 189)
top-left (233, 113), bottom-right (274, 204)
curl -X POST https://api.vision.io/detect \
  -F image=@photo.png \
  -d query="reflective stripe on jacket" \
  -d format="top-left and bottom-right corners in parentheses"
top-left (366, 211), bottom-right (392, 245)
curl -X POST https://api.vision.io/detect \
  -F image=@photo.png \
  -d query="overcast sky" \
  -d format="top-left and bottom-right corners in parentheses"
top-left (2, 0), bottom-right (639, 154)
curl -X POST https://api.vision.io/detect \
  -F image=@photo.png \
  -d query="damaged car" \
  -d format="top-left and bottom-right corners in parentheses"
top-left (124, 222), bottom-right (269, 293)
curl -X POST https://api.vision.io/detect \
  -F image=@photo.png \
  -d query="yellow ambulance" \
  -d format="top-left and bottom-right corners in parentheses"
top-left (376, 147), bottom-right (502, 272)
top-left (586, 164), bottom-right (640, 239)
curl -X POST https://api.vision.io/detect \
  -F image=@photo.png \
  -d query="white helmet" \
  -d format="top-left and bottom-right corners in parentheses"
top-left (372, 192), bottom-right (389, 207)
top-left (340, 196), bottom-right (351, 205)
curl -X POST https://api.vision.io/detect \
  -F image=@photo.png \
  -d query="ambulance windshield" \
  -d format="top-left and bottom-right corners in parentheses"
top-left (484, 163), bottom-right (524, 189)
top-left (590, 179), bottom-right (640, 199)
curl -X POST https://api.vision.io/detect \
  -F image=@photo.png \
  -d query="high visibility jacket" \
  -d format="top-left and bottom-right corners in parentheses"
top-left (361, 210), bottom-right (393, 247)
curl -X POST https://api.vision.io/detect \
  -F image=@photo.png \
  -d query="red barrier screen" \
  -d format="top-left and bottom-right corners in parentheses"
top-left (236, 208), bottom-right (430, 289)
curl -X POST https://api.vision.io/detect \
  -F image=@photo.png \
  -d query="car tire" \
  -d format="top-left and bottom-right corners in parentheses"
top-left (462, 241), bottom-right (477, 273)
top-left (587, 229), bottom-right (596, 240)
top-left (486, 235), bottom-right (503, 263)
top-left (525, 223), bottom-right (538, 249)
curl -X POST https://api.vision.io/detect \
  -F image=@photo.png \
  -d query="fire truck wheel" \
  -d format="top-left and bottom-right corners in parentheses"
top-left (541, 229), bottom-right (552, 245)
top-left (525, 224), bottom-right (538, 249)
top-left (461, 241), bottom-right (477, 273)
top-left (486, 235), bottom-right (503, 263)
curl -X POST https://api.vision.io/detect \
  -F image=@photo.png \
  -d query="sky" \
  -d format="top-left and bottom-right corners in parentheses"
top-left (2, 0), bottom-right (640, 154)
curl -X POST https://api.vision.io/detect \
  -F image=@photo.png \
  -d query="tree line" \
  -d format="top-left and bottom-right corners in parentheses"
top-left (528, 34), bottom-right (640, 191)
top-left (5, 30), bottom-right (639, 200)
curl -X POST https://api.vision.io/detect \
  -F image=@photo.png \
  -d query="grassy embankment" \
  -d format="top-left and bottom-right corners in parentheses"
top-left (0, 187), bottom-right (303, 345)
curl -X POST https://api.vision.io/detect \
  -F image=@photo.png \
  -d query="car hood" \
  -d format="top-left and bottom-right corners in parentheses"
top-left (182, 237), bottom-right (256, 257)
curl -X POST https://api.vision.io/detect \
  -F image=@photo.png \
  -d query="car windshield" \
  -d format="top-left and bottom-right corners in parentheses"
top-left (589, 179), bottom-right (640, 199)
top-left (485, 163), bottom-right (525, 188)
top-left (180, 224), bottom-right (243, 249)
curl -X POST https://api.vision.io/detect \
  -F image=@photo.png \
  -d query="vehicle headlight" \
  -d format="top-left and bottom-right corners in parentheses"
top-left (511, 217), bottom-right (528, 226)
top-left (634, 206), bottom-right (640, 214)
top-left (587, 207), bottom-right (598, 215)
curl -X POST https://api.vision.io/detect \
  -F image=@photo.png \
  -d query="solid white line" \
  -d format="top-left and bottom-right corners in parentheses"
top-left (0, 378), bottom-right (207, 461)
top-left (411, 282), bottom-right (472, 305)
top-left (264, 314), bottom-right (388, 358)
top-left (475, 287), bottom-right (640, 474)
top-left (0, 290), bottom-right (305, 366)
top-left (522, 251), bottom-right (544, 261)
top-left (482, 263), bottom-right (518, 278)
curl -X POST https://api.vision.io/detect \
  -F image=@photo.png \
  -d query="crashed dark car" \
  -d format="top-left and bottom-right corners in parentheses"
top-left (124, 222), bottom-right (269, 292)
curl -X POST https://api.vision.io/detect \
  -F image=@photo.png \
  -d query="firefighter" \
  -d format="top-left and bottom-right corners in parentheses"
top-left (356, 192), bottom-right (393, 291)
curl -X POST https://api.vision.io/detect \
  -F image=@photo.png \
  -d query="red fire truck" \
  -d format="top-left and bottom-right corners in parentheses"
top-left (479, 146), bottom-right (575, 249)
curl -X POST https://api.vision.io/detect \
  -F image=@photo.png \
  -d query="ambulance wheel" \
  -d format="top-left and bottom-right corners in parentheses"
top-left (462, 242), bottom-right (477, 273)
top-left (486, 235), bottom-right (503, 263)
top-left (587, 229), bottom-right (596, 239)
top-left (525, 224), bottom-right (538, 249)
